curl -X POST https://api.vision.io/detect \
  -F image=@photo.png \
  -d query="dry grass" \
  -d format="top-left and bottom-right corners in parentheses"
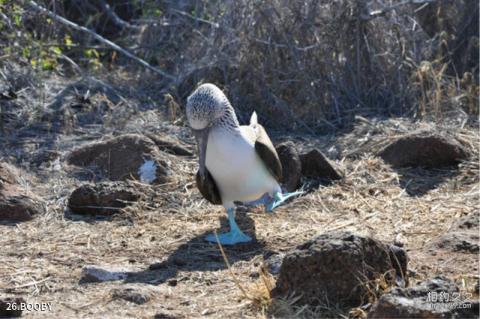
top-left (2, 1), bottom-right (477, 132)
top-left (0, 111), bottom-right (478, 318)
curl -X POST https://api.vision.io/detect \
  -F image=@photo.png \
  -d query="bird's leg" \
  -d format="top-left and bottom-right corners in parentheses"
top-left (205, 208), bottom-right (252, 245)
top-left (242, 193), bottom-right (270, 207)
top-left (265, 190), bottom-right (304, 212)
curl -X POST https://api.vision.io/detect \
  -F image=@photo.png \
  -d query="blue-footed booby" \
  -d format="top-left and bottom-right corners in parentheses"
top-left (186, 83), bottom-right (302, 245)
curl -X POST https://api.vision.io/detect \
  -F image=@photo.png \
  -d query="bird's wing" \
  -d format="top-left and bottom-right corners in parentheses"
top-left (249, 112), bottom-right (283, 181)
top-left (196, 169), bottom-right (222, 205)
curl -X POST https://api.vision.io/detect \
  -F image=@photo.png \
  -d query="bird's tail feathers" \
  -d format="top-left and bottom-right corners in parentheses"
top-left (250, 111), bottom-right (258, 126)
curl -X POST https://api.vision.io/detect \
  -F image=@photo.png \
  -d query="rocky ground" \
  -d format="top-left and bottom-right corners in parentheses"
top-left (0, 69), bottom-right (479, 318)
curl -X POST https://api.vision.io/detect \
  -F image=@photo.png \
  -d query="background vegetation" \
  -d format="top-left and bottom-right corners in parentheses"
top-left (1, 0), bottom-right (478, 134)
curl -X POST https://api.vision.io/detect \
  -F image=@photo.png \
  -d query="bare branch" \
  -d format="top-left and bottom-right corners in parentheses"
top-left (98, 0), bottom-right (141, 31)
top-left (171, 8), bottom-right (220, 29)
top-left (26, 1), bottom-right (176, 81)
top-left (0, 11), bottom-right (12, 29)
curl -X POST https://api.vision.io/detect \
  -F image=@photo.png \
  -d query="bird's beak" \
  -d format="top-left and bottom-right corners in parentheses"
top-left (192, 127), bottom-right (210, 179)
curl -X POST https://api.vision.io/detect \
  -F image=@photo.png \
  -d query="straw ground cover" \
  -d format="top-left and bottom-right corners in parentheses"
top-left (0, 113), bottom-right (477, 318)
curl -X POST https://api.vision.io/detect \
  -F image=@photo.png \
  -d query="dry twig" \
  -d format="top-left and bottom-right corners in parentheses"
top-left (26, 1), bottom-right (176, 81)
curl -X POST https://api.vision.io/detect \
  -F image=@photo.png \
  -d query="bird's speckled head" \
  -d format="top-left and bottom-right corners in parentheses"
top-left (186, 84), bottom-right (239, 179)
top-left (186, 83), bottom-right (235, 130)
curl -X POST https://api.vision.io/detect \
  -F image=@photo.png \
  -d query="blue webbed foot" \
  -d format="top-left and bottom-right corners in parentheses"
top-left (266, 191), bottom-right (304, 212)
top-left (205, 230), bottom-right (252, 245)
top-left (205, 208), bottom-right (252, 245)
top-left (242, 193), bottom-right (270, 207)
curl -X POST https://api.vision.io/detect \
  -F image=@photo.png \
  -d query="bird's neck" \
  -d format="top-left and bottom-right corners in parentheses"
top-left (213, 104), bottom-right (240, 131)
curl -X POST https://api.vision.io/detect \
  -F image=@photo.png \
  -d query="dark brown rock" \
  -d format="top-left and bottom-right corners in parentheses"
top-left (300, 149), bottom-right (342, 180)
top-left (431, 212), bottom-right (479, 253)
top-left (453, 211), bottom-right (479, 231)
top-left (378, 134), bottom-right (468, 168)
top-left (434, 232), bottom-right (479, 253)
top-left (276, 142), bottom-right (302, 192)
top-left (264, 252), bottom-right (285, 275)
top-left (273, 231), bottom-right (408, 308)
top-left (80, 265), bottom-right (130, 283)
top-left (66, 134), bottom-right (171, 183)
top-left (154, 312), bottom-right (182, 319)
top-left (368, 277), bottom-right (478, 318)
top-left (32, 149), bottom-right (60, 167)
top-left (0, 163), bottom-right (45, 222)
top-left (0, 296), bottom-right (25, 318)
top-left (0, 195), bottom-right (45, 222)
top-left (145, 133), bottom-right (193, 156)
top-left (111, 287), bottom-right (151, 304)
top-left (0, 163), bottom-right (18, 185)
top-left (68, 181), bottom-right (144, 215)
